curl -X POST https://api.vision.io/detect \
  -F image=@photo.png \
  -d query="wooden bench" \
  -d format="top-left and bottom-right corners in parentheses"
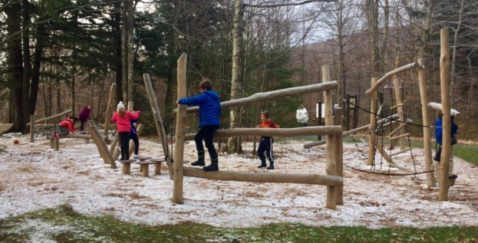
top-left (118, 159), bottom-right (137, 175)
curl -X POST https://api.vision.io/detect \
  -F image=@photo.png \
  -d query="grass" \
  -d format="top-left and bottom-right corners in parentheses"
top-left (0, 205), bottom-right (477, 243)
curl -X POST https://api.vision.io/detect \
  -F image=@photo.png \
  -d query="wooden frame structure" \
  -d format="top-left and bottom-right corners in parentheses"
top-left (173, 56), bottom-right (343, 209)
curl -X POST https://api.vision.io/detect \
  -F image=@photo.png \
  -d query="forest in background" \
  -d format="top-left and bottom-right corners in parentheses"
top-left (0, 0), bottom-right (477, 151)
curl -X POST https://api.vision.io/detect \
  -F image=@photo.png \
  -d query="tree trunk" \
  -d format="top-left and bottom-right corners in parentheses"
top-left (113, 1), bottom-right (123, 103)
top-left (22, 0), bottom-right (31, 123)
top-left (449, 0), bottom-right (465, 107)
top-left (121, 0), bottom-right (134, 103)
top-left (366, 0), bottom-right (380, 77)
top-left (380, 0), bottom-right (389, 73)
top-left (6, 2), bottom-right (25, 132)
top-left (30, 21), bottom-right (45, 116)
top-left (467, 54), bottom-right (475, 105)
top-left (227, 0), bottom-right (244, 154)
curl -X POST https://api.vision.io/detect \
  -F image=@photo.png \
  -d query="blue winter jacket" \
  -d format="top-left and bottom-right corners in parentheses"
top-left (178, 90), bottom-right (221, 127)
top-left (435, 118), bottom-right (459, 145)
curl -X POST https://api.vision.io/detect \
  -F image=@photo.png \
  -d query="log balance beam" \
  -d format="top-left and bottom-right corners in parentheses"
top-left (365, 62), bottom-right (422, 95)
top-left (183, 168), bottom-right (343, 186)
top-left (184, 126), bottom-right (342, 141)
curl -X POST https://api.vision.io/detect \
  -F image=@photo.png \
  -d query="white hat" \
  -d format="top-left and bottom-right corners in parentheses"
top-left (117, 101), bottom-right (125, 111)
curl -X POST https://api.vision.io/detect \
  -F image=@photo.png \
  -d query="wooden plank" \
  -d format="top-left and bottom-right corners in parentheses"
top-left (173, 53), bottom-right (187, 204)
top-left (183, 168), bottom-right (343, 186)
top-left (182, 81), bottom-right (338, 114)
top-left (103, 83), bottom-right (116, 136)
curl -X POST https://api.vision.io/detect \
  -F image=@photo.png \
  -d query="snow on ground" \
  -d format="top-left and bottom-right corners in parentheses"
top-left (0, 134), bottom-right (477, 229)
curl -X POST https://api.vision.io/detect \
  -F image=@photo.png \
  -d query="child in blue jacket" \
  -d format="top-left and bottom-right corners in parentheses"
top-left (177, 79), bottom-right (221, 171)
top-left (434, 113), bottom-right (459, 161)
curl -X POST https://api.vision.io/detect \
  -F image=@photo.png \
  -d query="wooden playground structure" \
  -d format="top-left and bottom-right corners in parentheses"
top-left (24, 28), bottom-right (457, 205)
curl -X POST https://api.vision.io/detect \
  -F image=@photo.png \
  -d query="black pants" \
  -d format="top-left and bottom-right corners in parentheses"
top-left (195, 125), bottom-right (219, 161)
top-left (119, 132), bottom-right (130, 160)
top-left (80, 120), bottom-right (86, 131)
top-left (130, 133), bottom-right (139, 155)
top-left (258, 137), bottom-right (274, 164)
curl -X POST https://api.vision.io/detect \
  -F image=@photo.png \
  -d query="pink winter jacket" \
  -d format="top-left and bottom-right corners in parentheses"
top-left (111, 111), bottom-right (140, 132)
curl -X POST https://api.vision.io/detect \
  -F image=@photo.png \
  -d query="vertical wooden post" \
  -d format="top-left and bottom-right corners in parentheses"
top-left (54, 137), bottom-right (59, 151)
top-left (30, 115), bottom-right (34, 143)
top-left (345, 95), bottom-right (350, 131)
top-left (367, 78), bottom-right (377, 165)
top-left (322, 65), bottom-right (337, 209)
top-left (336, 132), bottom-right (343, 205)
top-left (439, 28), bottom-right (451, 201)
top-left (104, 83), bottom-right (116, 136)
top-left (418, 58), bottom-right (436, 187)
top-left (391, 57), bottom-right (406, 151)
top-left (143, 73), bottom-right (173, 177)
top-left (173, 53), bottom-right (187, 204)
top-left (334, 106), bottom-right (343, 130)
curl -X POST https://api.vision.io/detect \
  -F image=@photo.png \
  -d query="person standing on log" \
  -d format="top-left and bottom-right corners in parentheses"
top-left (177, 79), bottom-right (221, 172)
top-left (111, 101), bottom-right (141, 161)
top-left (78, 105), bottom-right (91, 132)
top-left (257, 111), bottom-right (280, 170)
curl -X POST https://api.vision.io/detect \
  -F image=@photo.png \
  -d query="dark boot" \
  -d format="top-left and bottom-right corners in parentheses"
top-left (203, 158), bottom-right (218, 172)
top-left (191, 150), bottom-right (205, 166)
top-left (257, 158), bottom-right (267, 168)
top-left (267, 160), bottom-right (274, 170)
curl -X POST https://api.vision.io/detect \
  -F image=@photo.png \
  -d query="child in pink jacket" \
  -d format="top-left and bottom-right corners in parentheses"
top-left (111, 101), bottom-right (140, 160)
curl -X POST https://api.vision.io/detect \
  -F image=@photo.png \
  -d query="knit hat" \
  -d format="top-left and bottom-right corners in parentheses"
top-left (117, 101), bottom-right (125, 111)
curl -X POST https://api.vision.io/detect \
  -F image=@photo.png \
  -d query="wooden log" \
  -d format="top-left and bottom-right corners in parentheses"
top-left (390, 56), bottom-right (407, 151)
top-left (173, 53), bottom-right (187, 204)
top-left (336, 133), bottom-right (343, 205)
top-left (390, 103), bottom-right (403, 110)
top-left (136, 161), bottom-right (154, 177)
top-left (86, 120), bottom-right (116, 168)
top-left (368, 78), bottom-right (378, 166)
top-left (142, 73), bottom-right (173, 177)
top-left (53, 137), bottom-right (59, 151)
top-left (439, 28), bottom-right (451, 201)
top-left (183, 168), bottom-right (343, 186)
top-left (118, 159), bottom-right (136, 174)
top-left (418, 58), bottom-right (436, 187)
top-left (323, 65), bottom-right (337, 209)
top-left (184, 126), bottom-right (343, 141)
top-left (26, 110), bottom-right (71, 126)
top-left (103, 83), bottom-right (116, 136)
top-left (390, 133), bottom-right (410, 141)
top-left (365, 62), bottom-right (419, 95)
top-left (390, 148), bottom-right (412, 157)
top-left (30, 115), bottom-right (34, 143)
top-left (151, 158), bottom-right (166, 175)
top-left (182, 81), bottom-right (338, 114)
top-left (427, 102), bottom-right (460, 116)
top-left (303, 115), bottom-right (399, 149)
top-left (389, 123), bottom-right (407, 137)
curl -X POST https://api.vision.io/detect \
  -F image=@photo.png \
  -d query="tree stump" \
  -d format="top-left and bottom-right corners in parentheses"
top-left (151, 158), bottom-right (166, 175)
top-left (119, 159), bottom-right (137, 175)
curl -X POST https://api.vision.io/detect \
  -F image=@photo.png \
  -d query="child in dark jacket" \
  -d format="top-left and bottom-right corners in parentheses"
top-left (130, 114), bottom-right (140, 158)
top-left (111, 101), bottom-right (140, 161)
top-left (257, 111), bottom-right (280, 170)
top-left (177, 79), bottom-right (221, 172)
top-left (78, 105), bottom-right (91, 131)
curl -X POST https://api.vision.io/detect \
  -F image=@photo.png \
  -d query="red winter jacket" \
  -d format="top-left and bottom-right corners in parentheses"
top-left (111, 111), bottom-right (140, 132)
top-left (59, 118), bottom-right (76, 132)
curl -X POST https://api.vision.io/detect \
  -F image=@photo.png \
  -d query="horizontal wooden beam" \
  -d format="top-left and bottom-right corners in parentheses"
top-left (183, 167), bottom-right (343, 186)
top-left (390, 148), bottom-right (412, 157)
top-left (27, 110), bottom-right (71, 126)
top-left (185, 126), bottom-right (342, 141)
top-left (389, 123), bottom-right (407, 137)
top-left (390, 133), bottom-right (410, 141)
top-left (366, 62), bottom-right (419, 95)
top-left (182, 82), bottom-right (338, 113)
top-left (390, 103), bottom-right (404, 109)
top-left (303, 114), bottom-right (399, 149)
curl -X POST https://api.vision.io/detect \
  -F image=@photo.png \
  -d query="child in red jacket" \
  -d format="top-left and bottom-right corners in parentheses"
top-left (257, 111), bottom-right (279, 169)
top-left (111, 101), bottom-right (140, 160)
top-left (58, 115), bottom-right (78, 135)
